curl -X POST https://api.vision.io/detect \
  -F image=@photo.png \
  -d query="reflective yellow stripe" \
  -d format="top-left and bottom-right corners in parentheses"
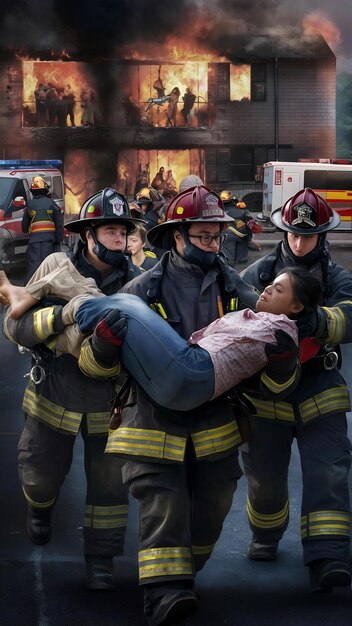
top-left (245, 387), bottom-right (350, 424)
top-left (139, 547), bottom-right (193, 581)
top-left (84, 504), bottom-right (128, 529)
top-left (299, 387), bottom-right (350, 423)
top-left (227, 224), bottom-right (247, 238)
top-left (78, 338), bottom-right (120, 378)
top-left (322, 305), bottom-right (348, 345)
top-left (23, 386), bottom-right (110, 435)
top-left (106, 427), bottom-right (187, 462)
top-left (301, 510), bottom-right (351, 539)
top-left (247, 498), bottom-right (289, 529)
top-left (192, 543), bottom-right (215, 556)
top-left (33, 306), bottom-right (56, 341)
top-left (243, 394), bottom-right (295, 422)
top-left (22, 487), bottom-right (56, 509)
top-left (191, 420), bottom-right (241, 458)
top-left (260, 368), bottom-right (297, 395)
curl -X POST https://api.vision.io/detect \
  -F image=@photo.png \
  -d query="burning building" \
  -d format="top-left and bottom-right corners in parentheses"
top-left (0, 32), bottom-right (336, 214)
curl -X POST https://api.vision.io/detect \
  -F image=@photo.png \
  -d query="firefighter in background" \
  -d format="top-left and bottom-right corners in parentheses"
top-left (5, 188), bottom-right (143, 590)
top-left (134, 186), bottom-right (166, 257)
top-left (22, 175), bottom-right (64, 281)
top-left (106, 185), bottom-right (299, 625)
top-left (240, 188), bottom-right (352, 592)
top-left (220, 190), bottom-right (262, 266)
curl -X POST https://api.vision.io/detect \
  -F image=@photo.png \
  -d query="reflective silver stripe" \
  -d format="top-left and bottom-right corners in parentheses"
top-left (299, 387), bottom-right (350, 423)
top-left (22, 487), bottom-right (56, 509)
top-left (105, 427), bottom-right (187, 462)
top-left (84, 504), bottom-right (128, 529)
top-left (139, 547), bottom-right (193, 581)
top-left (301, 510), bottom-right (351, 539)
top-left (247, 497), bottom-right (289, 529)
top-left (191, 420), bottom-right (242, 458)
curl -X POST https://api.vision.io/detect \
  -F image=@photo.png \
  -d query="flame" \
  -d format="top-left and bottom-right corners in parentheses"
top-left (22, 60), bottom-right (96, 123)
top-left (116, 34), bottom-right (227, 63)
top-left (230, 65), bottom-right (250, 101)
top-left (303, 11), bottom-right (341, 52)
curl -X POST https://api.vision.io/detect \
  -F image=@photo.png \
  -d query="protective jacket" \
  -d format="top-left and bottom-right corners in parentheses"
top-left (22, 196), bottom-right (64, 244)
top-left (3, 245), bottom-right (141, 557)
top-left (240, 241), bottom-right (352, 565)
top-left (241, 241), bottom-right (352, 422)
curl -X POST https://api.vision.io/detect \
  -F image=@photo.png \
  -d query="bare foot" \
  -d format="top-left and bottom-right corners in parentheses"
top-left (0, 283), bottom-right (39, 319)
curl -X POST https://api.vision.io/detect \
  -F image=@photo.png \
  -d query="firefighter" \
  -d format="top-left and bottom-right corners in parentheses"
top-left (103, 185), bottom-right (299, 625)
top-left (240, 187), bottom-right (352, 592)
top-left (4, 188), bottom-right (143, 590)
top-left (135, 186), bottom-right (166, 257)
top-left (22, 175), bottom-right (64, 281)
top-left (220, 191), bottom-right (261, 266)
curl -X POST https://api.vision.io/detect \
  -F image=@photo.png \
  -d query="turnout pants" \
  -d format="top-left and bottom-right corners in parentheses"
top-left (18, 415), bottom-right (129, 556)
top-left (241, 413), bottom-right (351, 565)
top-left (122, 451), bottom-right (242, 586)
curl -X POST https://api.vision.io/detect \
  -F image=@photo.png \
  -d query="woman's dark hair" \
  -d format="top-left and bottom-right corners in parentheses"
top-left (277, 266), bottom-right (323, 313)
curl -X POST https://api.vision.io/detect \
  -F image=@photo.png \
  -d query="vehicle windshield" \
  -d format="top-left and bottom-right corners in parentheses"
top-left (0, 178), bottom-right (16, 209)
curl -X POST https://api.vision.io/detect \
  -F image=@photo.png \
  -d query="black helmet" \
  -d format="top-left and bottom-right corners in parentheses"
top-left (65, 188), bottom-right (144, 234)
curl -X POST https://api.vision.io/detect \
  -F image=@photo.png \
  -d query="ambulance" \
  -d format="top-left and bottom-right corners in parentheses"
top-left (261, 160), bottom-right (352, 231)
top-left (0, 160), bottom-right (65, 270)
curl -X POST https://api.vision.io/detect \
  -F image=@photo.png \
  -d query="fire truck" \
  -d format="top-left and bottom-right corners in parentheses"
top-left (261, 160), bottom-right (352, 231)
top-left (0, 160), bottom-right (65, 271)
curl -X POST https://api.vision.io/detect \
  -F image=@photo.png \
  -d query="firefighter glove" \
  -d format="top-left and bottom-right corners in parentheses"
top-left (90, 310), bottom-right (127, 367)
top-left (265, 329), bottom-right (298, 384)
top-left (295, 307), bottom-right (327, 341)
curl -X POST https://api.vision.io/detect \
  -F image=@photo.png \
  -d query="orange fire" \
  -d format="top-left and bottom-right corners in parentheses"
top-left (22, 60), bottom-right (96, 126)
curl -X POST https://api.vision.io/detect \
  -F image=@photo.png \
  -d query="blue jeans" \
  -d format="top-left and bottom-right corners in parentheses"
top-left (76, 294), bottom-right (215, 411)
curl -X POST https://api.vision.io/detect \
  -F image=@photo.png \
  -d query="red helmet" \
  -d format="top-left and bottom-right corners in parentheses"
top-left (65, 188), bottom-right (145, 234)
top-left (271, 187), bottom-right (340, 234)
top-left (148, 185), bottom-right (233, 248)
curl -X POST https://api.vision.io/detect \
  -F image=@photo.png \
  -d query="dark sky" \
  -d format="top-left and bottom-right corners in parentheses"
top-left (1, 0), bottom-right (351, 71)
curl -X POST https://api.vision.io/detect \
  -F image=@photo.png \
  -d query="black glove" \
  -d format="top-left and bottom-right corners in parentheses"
top-left (90, 310), bottom-right (127, 367)
top-left (295, 307), bottom-right (327, 341)
top-left (265, 329), bottom-right (299, 384)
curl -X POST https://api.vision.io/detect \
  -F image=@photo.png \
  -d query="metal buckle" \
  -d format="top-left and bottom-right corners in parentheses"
top-left (323, 350), bottom-right (339, 371)
top-left (29, 364), bottom-right (46, 385)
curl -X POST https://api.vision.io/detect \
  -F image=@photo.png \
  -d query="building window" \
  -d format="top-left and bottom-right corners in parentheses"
top-left (251, 63), bottom-right (266, 101)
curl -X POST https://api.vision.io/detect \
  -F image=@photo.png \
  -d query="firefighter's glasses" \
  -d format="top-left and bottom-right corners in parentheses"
top-left (189, 233), bottom-right (227, 246)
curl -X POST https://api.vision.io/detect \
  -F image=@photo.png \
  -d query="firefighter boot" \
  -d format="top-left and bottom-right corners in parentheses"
top-left (309, 559), bottom-right (352, 593)
top-left (144, 583), bottom-right (198, 626)
top-left (248, 538), bottom-right (279, 561)
top-left (85, 556), bottom-right (115, 591)
top-left (26, 504), bottom-right (53, 545)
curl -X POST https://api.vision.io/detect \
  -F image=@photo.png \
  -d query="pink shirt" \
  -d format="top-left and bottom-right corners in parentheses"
top-left (189, 309), bottom-right (298, 399)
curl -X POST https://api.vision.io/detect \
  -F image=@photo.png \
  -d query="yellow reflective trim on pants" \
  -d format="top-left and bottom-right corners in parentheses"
top-left (139, 547), bottom-right (193, 581)
top-left (322, 305), bottom-right (347, 345)
top-left (22, 487), bottom-right (56, 509)
top-left (243, 394), bottom-right (295, 422)
top-left (105, 427), bottom-right (187, 462)
top-left (247, 497), bottom-right (289, 529)
top-left (299, 387), bottom-right (351, 424)
top-left (84, 504), bottom-right (128, 529)
top-left (192, 543), bottom-right (215, 556)
top-left (191, 420), bottom-right (242, 458)
top-left (301, 510), bottom-right (351, 539)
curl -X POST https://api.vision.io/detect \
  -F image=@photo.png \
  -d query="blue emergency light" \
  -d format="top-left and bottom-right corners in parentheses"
top-left (0, 159), bottom-right (62, 169)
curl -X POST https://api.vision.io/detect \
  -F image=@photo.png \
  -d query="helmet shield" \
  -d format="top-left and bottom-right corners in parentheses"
top-left (147, 185), bottom-right (233, 249)
top-left (271, 187), bottom-right (340, 234)
top-left (65, 187), bottom-right (145, 234)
